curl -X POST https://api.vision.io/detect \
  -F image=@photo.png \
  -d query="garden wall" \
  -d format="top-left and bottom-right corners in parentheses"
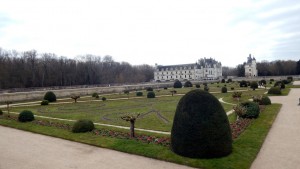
top-left (0, 82), bottom-right (173, 102)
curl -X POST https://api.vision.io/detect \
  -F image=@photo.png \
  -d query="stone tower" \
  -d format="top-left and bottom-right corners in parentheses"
top-left (244, 54), bottom-right (258, 77)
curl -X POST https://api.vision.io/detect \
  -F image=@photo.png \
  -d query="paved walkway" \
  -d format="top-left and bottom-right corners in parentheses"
top-left (0, 126), bottom-right (195, 169)
top-left (251, 85), bottom-right (300, 169)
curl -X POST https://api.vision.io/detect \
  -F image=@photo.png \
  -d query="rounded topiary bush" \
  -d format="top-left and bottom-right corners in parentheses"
top-left (184, 81), bottom-right (193, 87)
top-left (146, 87), bottom-right (153, 91)
top-left (136, 91), bottom-right (143, 96)
top-left (174, 80), bottom-right (182, 88)
top-left (18, 110), bottom-right (35, 122)
top-left (221, 87), bottom-right (227, 93)
top-left (102, 97), bottom-right (107, 101)
top-left (287, 76), bottom-right (293, 82)
top-left (259, 96), bottom-right (271, 105)
top-left (72, 119), bottom-right (95, 133)
top-left (268, 87), bottom-right (282, 95)
top-left (240, 80), bottom-right (247, 87)
top-left (41, 100), bottom-right (49, 106)
top-left (0, 109), bottom-right (3, 115)
top-left (92, 93), bottom-right (98, 97)
top-left (221, 79), bottom-right (225, 83)
top-left (147, 91), bottom-right (155, 98)
top-left (227, 79), bottom-right (232, 83)
top-left (282, 79), bottom-right (289, 84)
top-left (44, 91), bottom-right (56, 102)
top-left (260, 79), bottom-right (267, 86)
top-left (171, 89), bottom-right (232, 158)
top-left (195, 84), bottom-right (200, 88)
top-left (250, 81), bottom-right (258, 90)
top-left (240, 101), bottom-right (260, 118)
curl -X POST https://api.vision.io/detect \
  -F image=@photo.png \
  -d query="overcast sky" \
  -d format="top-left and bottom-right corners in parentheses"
top-left (0, 0), bottom-right (299, 67)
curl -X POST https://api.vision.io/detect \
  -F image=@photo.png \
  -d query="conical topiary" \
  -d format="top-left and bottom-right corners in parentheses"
top-left (171, 89), bottom-right (232, 158)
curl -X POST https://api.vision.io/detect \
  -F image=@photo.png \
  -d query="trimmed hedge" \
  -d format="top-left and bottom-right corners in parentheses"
top-left (240, 101), bottom-right (260, 118)
top-left (174, 80), bottom-right (182, 88)
top-left (136, 91), bottom-right (143, 96)
top-left (259, 79), bottom-right (267, 86)
top-left (184, 81), bottom-right (193, 87)
top-left (41, 100), bottom-right (49, 105)
top-left (287, 76), bottom-right (293, 81)
top-left (146, 87), bottom-right (153, 91)
top-left (18, 110), bottom-right (35, 122)
top-left (240, 80), bottom-right (247, 87)
top-left (221, 87), bottom-right (227, 93)
top-left (268, 87), bottom-right (282, 95)
top-left (72, 119), bottom-right (95, 133)
top-left (260, 96), bottom-right (271, 105)
top-left (44, 91), bottom-right (56, 102)
top-left (171, 89), bottom-right (232, 158)
top-left (274, 81), bottom-right (285, 89)
top-left (147, 91), bottom-right (155, 98)
top-left (250, 81), bottom-right (258, 90)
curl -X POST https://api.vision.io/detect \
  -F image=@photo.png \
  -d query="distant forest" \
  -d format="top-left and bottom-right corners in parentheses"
top-left (0, 48), bottom-right (154, 89)
top-left (1, 47), bottom-right (300, 89)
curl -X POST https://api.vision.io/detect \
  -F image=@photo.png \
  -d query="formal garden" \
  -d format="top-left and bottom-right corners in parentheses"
top-left (0, 78), bottom-right (298, 169)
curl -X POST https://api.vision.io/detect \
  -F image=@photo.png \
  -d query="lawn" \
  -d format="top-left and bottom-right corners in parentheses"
top-left (9, 85), bottom-right (266, 132)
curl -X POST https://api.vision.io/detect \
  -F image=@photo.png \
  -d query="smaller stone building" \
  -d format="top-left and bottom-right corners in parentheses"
top-left (245, 54), bottom-right (258, 77)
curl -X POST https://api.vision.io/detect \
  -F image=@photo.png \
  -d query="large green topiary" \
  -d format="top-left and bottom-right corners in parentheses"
top-left (171, 89), bottom-right (232, 158)
top-left (0, 109), bottom-right (3, 115)
top-left (173, 80), bottom-right (182, 88)
top-left (44, 91), bottom-right (56, 102)
top-left (72, 119), bottom-right (95, 133)
top-left (18, 110), bottom-right (35, 122)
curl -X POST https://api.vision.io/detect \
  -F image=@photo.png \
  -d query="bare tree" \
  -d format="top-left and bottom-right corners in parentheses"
top-left (71, 95), bottom-right (80, 103)
top-left (121, 113), bottom-right (140, 137)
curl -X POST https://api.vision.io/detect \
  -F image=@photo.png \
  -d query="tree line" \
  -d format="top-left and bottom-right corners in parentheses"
top-left (0, 48), bottom-right (154, 89)
top-left (223, 59), bottom-right (300, 77)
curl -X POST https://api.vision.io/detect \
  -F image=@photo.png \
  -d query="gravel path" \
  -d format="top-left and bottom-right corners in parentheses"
top-left (251, 87), bottom-right (300, 169)
top-left (0, 126), bottom-right (195, 169)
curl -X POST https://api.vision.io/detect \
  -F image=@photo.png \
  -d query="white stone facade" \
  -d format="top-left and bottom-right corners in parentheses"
top-left (154, 58), bottom-right (222, 81)
top-left (245, 54), bottom-right (258, 77)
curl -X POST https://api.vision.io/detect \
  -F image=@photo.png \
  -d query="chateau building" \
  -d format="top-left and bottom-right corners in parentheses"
top-left (244, 54), bottom-right (258, 77)
top-left (154, 58), bottom-right (222, 82)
